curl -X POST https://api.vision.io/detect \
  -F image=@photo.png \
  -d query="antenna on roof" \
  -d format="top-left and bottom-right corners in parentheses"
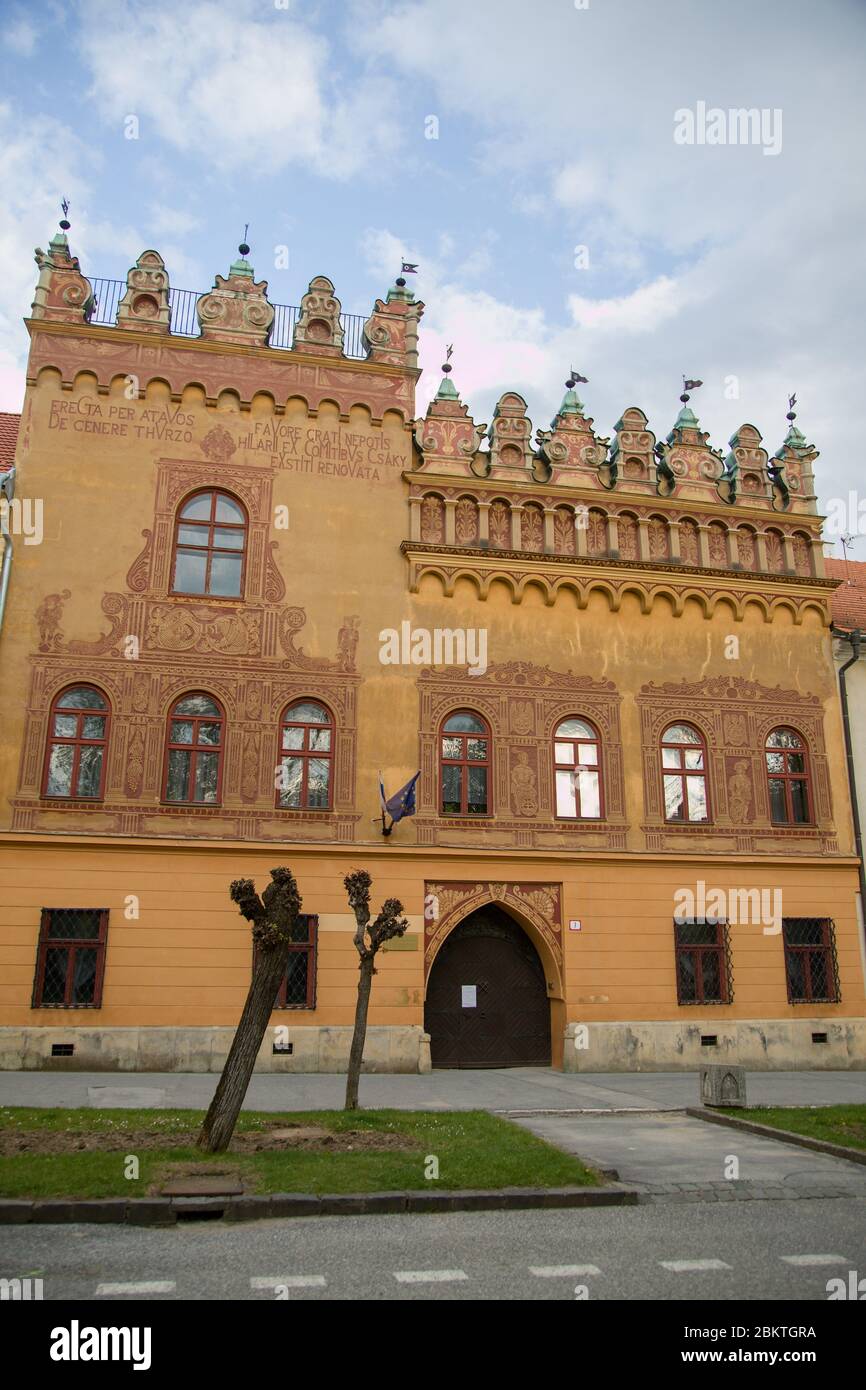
top-left (841, 531), bottom-right (858, 585)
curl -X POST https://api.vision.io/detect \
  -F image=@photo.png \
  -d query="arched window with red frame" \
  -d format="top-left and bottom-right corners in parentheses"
top-left (661, 722), bottom-right (710, 823)
top-left (43, 685), bottom-right (110, 799)
top-left (766, 727), bottom-right (812, 824)
top-left (440, 710), bottom-right (490, 815)
top-left (554, 716), bottom-right (603, 819)
top-left (164, 693), bottom-right (224, 804)
top-left (171, 490), bottom-right (247, 598)
top-left (276, 700), bottom-right (334, 810)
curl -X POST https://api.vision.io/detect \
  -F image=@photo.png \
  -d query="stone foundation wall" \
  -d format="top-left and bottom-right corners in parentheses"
top-left (562, 1019), bottom-right (866, 1071)
top-left (0, 1025), bottom-right (432, 1074)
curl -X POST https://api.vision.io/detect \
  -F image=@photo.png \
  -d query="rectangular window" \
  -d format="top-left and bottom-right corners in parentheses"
top-left (783, 919), bottom-right (840, 1004)
top-left (32, 909), bottom-right (108, 1009)
top-left (674, 919), bottom-right (731, 1005)
top-left (255, 915), bottom-right (318, 1010)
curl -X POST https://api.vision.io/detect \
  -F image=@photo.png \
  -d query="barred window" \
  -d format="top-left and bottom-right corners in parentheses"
top-left (256, 914), bottom-right (318, 1009)
top-left (32, 909), bottom-right (108, 1009)
top-left (674, 919), bottom-right (731, 1004)
top-left (783, 918), bottom-right (840, 1004)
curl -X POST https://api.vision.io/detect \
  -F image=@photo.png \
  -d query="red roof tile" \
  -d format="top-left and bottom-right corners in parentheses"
top-left (826, 556), bottom-right (866, 630)
top-left (0, 412), bottom-right (20, 473)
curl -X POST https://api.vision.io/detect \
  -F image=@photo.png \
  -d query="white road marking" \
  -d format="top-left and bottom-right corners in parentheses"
top-left (394, 1269), bottom-right (468, 1284)
top-left (96, 1281), bottom-right (176, 1295)
top-left (250, 1276), bottom-right (327, 1289)
top-left (659, 1260), bottom-right (732, 1272)
top-left (530, 1265), bottom-right (601, 1278)
top-left (780, 1254), bottom-right (849, 1267)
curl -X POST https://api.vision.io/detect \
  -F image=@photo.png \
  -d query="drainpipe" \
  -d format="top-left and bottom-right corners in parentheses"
top-left (831, 625), bottom-right (866, 951)
top-left (0, 467), bottom-right (15, 637)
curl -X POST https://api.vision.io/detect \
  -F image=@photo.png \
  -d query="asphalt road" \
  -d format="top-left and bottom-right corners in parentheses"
top-left (4, 1199), bottom-right (865, 1301)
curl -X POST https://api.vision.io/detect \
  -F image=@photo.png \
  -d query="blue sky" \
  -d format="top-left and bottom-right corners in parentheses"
top-left (1, 0), bottom-right (865, 549)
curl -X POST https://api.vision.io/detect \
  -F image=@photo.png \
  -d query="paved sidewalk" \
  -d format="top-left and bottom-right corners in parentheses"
top-left (512, 1111), bottom-right (866, 1200)
top-left (0, 1066), bottom-right (863, 1112)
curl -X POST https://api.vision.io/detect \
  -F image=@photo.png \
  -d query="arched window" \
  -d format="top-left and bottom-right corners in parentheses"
top-left (277, 701), bottom-right (334, 810)
top-left (554, 717), bottom-right (602, 819)
top-left (43, 686), bottom-right (110, 799)
top-left (164, 694), bottom-right (223, 804)
top-left (661, 723), bottom-right (709, 822)
top-left (171, 490), bottom-right (247, 598)
top-left (766, 727), bottom-right (812, 824)
top-left (440, 711), bottom-right (490, 815)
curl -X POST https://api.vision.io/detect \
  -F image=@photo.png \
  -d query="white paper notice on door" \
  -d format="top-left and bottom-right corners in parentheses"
top-left (461, 985), bottom-right (477, 1008)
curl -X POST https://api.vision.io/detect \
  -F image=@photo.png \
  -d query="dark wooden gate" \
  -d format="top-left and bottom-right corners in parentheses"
top-left (424, 907), bottom-right (551, 1068)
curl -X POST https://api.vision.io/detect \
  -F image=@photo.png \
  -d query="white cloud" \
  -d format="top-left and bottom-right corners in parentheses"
top-left (568, 276), bottom-right (683, 334)
top-left (77, 0), bottom-right (403, 179)
top-left (358, 0), bottom-right (866, 518)
top-left (4, 17), bottom-right (38, 56)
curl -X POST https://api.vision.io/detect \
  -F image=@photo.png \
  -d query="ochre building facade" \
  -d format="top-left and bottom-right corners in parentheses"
top-left (0, 227), bottom-right (864, 1073)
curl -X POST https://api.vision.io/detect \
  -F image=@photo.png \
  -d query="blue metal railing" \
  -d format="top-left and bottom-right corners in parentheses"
top-left (88, 277), bottom-right (370, 359)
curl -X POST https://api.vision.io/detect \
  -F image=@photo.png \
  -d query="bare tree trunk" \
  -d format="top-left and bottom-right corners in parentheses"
top-left (198, 943), bottom-right (289, 1153)
top-left (344, 954), bottom-right (374, 1111)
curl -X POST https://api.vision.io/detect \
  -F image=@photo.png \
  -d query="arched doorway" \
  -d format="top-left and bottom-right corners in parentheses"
top-left (424, 906), bottom-right (551, 1067)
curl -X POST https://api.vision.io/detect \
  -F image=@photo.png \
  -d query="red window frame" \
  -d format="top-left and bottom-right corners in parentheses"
top-left (439, 710), bottom-right (491, 816)
top-left (162, 693), bottom-right (225, 805)
top-left (277, 915), bottom-right (318, 1009)
top-left (783, 919), bottom-right (839, 1004)
top-left (674, 919), bottom-right (731, 1004)
top-left (276, 701), bottom-right (334, 811)
top-left (41, 685), bottom-right (110, 800)
top-left (661, 723), bottom-right (711, 823)
top-left (553, 716), bottom-right (604, 819)
top-left (765, 727), bottom-right (813, 825)
top-left (171, 489), bottom-right (248, 599)
top-left (32, 908), bottom-right (109, 1009)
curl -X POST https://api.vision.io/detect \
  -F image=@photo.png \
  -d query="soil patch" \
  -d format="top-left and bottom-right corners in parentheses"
top-left (0, 1119), bottom-right (417, 1158)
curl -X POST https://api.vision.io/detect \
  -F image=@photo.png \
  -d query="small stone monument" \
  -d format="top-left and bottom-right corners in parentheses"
top-left (700, 1063), bottom-right (747, 1108)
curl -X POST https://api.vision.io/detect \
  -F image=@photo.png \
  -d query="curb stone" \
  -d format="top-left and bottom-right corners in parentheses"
top-left (685, 1106), bottom-right (866, 1167)
top-left (0, 1184), bottom-right (634, 1226)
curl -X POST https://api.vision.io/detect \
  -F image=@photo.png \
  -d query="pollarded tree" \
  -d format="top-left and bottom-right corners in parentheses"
top-left (198, 867), bottom-right (303, 1153)
top-left (344, 869), bottom-right (409, 1110)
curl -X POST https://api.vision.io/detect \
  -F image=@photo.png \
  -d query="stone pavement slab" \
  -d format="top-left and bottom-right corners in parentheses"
top-left (511, 1111), bottom-right (866, 1194)
top-left (0, 1066), bottom-right (863, 1113)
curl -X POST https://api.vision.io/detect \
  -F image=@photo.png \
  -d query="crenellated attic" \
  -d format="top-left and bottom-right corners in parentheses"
top-left (27, 222), bottom-right (829, 606)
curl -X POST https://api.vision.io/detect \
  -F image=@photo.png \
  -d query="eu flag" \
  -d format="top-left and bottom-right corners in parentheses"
top-left (379, 771), bottom-right (420, 824)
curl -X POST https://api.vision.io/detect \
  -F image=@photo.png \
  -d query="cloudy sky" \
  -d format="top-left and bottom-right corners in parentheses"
top-left (1, 0), bottom-right (864, 548)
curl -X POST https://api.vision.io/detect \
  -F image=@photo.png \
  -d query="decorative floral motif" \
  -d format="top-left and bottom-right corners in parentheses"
top-left (420, 495), bottom-right (445, 543)
top-left (521, 505), bottom-right (544, 552)
top-left (455, 497), bottom-right (478, 545)
top-left (488, 500), bottom-right (511, 549)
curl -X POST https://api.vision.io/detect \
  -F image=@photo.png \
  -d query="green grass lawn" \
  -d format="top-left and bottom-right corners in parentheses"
top-left (738, 1105), bottom-right (866, 1152)
top-left (0, 1106), bottom-right (600, 1200)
